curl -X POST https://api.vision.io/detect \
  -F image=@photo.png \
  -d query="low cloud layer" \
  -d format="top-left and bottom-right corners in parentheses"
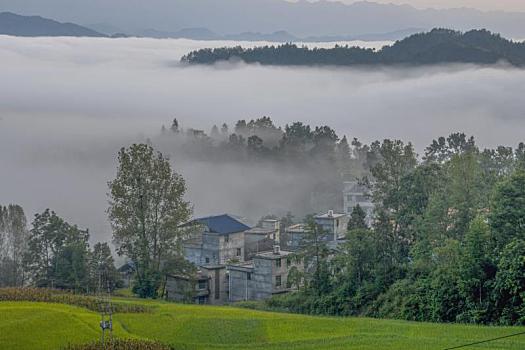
top-left (1, 36), bottom-right (524, 242)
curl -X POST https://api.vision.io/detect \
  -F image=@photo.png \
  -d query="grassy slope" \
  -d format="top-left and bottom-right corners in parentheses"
top-left (1, 300), bottom-right (525, 350)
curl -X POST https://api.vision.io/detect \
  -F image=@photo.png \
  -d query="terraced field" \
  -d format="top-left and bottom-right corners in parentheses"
top-left (1, 299), bottom-right (525, 350)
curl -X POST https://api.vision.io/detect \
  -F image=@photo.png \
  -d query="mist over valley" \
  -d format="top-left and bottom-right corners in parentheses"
top-left (1, 35), bottom-right (525, 242)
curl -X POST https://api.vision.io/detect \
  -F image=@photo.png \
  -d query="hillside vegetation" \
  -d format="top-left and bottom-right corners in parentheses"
top-left (181, 29), bottom-right (525, 66)
top-left (1, 297), bottom-right (525, 350)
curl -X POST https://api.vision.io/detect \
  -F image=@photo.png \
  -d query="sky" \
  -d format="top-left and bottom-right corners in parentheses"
top-left (1, 36), bottom-right (525, 242)
top-left (337, 0), bottom-right (525, 12)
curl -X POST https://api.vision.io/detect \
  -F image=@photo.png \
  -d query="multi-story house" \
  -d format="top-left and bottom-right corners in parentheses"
top-left (228, 246), bottom-right (302, 302)
top-left (343, 181), bottom-right (374, 226)
top-left (182, 214), bottom-right (251, 266)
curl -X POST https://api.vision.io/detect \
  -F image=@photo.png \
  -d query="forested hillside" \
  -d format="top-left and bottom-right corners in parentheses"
top-left (182, 29), bottom-right (525, 66)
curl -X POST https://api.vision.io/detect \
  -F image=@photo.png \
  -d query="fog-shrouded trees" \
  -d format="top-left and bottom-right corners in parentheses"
top-left (108, 143), bottom-right (192, 298)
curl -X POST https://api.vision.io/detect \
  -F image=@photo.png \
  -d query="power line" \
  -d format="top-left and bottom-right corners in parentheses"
top-left (444, 330), bottom-right (525, 350)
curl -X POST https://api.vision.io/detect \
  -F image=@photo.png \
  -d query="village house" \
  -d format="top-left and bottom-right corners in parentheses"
top-left (243, 218), bottom-right (280, 260)
top-left (165, 272), bottom-right (210, 304)
top-left (165, 264), bottom-right (229, 305)
top-left (182, 214), bottom-right (251, 266)
top-left (343, 181), bottom-right (374, 226)
top-left (170, 213), bottom-right (342, 305)
top-left (227, 246), bottom-right (302, 302)
top-left (314, 210), bottom-right (349, 241)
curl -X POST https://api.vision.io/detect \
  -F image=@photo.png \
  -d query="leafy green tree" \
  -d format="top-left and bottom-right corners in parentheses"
top-left (428, 239), bottom-right (464, 322)
top-left (494, 239), bottom-right (525, 324)
top-left (108, 144), bottom-right (192, 298)
top-left (300, 218), bottom-right (331, 296)
top-left (447, 151), bottom-right (483, 239)
top-left (24, 209), bottom-right (89, 290)
top-left (424, 133), bottom-right (476, 163)
top-left (370, 139), bottom-right (417, 266)
top-left (458, 216), bottom-right (494, 323)
top-left (489, 170), bottom-right (525, 250)
top-left (53, 235), bottom-right (90, 291)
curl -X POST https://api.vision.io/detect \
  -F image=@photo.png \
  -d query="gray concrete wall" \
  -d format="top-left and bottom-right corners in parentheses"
top-left (219, 232), bottom-right (245, 264)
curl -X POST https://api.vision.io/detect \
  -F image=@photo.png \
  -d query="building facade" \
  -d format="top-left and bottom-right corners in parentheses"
top-left (343, 181), bottom-right (374, 226)
top-left (228, 248), bottom-right (302, 302)
top-left (182, 214), bottom-right (250, 266)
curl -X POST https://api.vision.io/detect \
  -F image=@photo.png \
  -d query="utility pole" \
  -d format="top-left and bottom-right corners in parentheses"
top-left (98, 270), bottom-right (113, 349)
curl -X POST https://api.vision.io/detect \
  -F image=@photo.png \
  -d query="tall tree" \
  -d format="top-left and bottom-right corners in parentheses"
top-left (108, 143), bottom-right (192, 298)
top-left (301, 217), bottom-right (331, 296)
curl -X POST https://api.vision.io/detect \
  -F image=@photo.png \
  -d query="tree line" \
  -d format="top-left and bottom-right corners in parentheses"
top-left (181, 29), bottom-right (525, 67)
top-left (267, 135), bottom-right (525, 325)
top-left (0, 207), bottom-right (120, 292)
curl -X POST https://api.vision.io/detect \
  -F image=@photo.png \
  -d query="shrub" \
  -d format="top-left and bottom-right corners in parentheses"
top-left (0, 288), bottom-right (151, 313)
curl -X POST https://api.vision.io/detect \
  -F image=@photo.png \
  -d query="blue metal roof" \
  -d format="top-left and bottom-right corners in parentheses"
top-left (192, 214), bottom-right (251, 235)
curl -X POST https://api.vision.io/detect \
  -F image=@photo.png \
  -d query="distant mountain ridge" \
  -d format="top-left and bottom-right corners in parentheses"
top-left (0, 10), bottom-right (420, 42)
top-left (181, 28), bottom-right (525, 67)
top-left (0, 12), bottom-right (104, 37)
top-left (138, 27), bottom-right (423, 42)
top-left (1, 0), bottom-right (525, 39)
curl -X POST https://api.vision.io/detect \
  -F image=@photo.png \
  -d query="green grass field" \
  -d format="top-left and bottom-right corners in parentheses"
top-left (1, 298), bottom-right (525, 350)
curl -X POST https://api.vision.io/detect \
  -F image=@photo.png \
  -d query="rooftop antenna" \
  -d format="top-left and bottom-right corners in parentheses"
top-left (98, 269), bottom-right (114, 349)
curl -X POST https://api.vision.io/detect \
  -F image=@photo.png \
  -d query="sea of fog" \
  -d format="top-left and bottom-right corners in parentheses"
top-left (1, 35), bottom-right (525, 242)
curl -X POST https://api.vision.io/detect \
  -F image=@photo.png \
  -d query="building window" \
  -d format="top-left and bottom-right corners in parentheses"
top-left (198, 280), bottom-right (207, 290)
top-left (205, 257), bottom-right (210, 264)
top-left (225, 235), bottom-right (229, 243)
top-left (236, 248), bottom-right (242, 256)
top-left (247, 272), bottom-right (252, 280)
top-left (275, 258), bottom-right (282, 268)
top-left (286, 258), bottom-right (291, 267)
top-left (198, 296), bottom-right (208, 304)
top-left (275, 275), bottom-right (282, 287)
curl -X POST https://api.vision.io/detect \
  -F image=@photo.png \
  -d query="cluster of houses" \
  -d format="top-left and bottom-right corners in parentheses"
top-left (163, 180), bottom-right (373, 305)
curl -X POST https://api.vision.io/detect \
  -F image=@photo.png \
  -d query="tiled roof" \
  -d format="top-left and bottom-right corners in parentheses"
top-left (191, 214), bottom-right (251, 235)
